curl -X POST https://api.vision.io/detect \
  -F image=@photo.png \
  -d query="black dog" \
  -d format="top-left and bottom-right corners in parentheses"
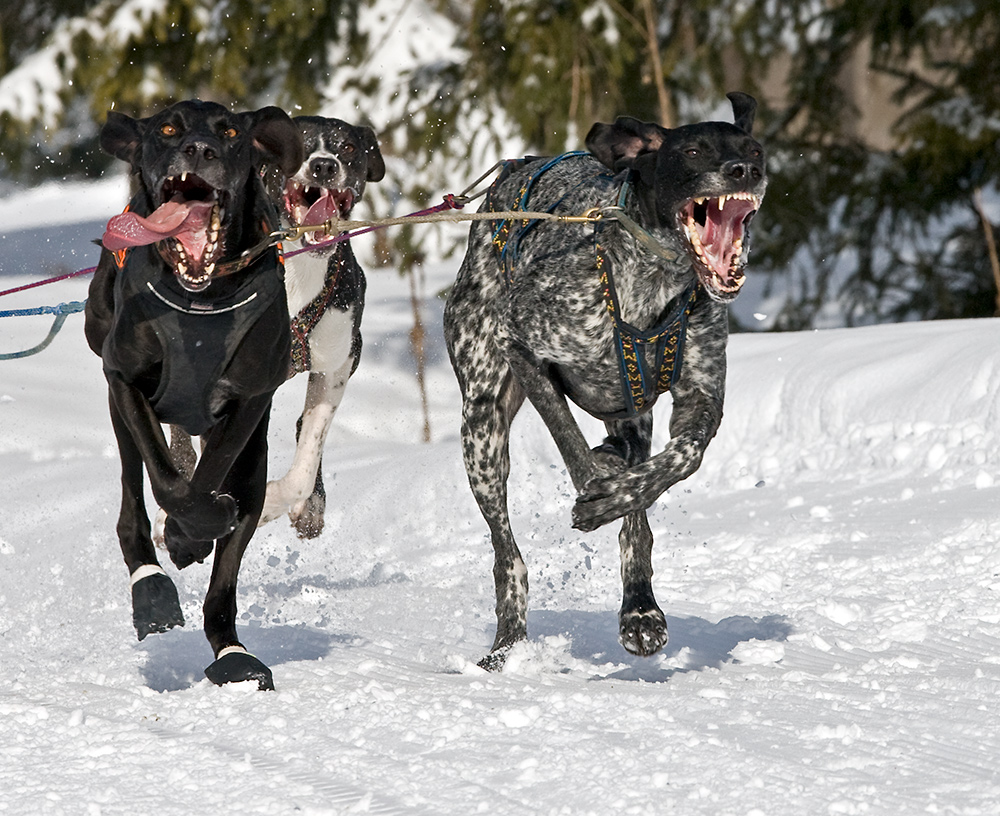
top-left (443, 93), bottom-right (766, 670)
top-left (257, 115), bottom-right (385, 538)
top-left (84, 99), bottom-right (303, 690)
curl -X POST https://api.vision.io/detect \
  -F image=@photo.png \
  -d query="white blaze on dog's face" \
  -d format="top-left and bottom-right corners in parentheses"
top-left (280, 116), bottom-right (386, 246)
top-left (100, 100), bottom-right (302, 292)
top-left (585, 93), bottom-right (767, 304)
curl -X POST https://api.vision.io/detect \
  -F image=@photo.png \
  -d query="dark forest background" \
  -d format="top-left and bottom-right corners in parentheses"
top-left (1, 0), bottom-right (998, 330)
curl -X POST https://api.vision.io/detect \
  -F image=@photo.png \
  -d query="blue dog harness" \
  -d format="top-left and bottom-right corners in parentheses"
top-left (489, 152), bottom-right (698, 418)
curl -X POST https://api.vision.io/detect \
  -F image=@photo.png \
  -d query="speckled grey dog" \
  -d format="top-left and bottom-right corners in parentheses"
top-left (444, 93), bottom-right (766, 670)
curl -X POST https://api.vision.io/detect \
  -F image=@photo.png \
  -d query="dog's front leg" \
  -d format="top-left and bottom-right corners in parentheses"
top-left (162, 393), bottom-right (276, 569)
top-left (504, 344), bottom-right (626, 490)
top-left (573, 307), bottom-right (728, 532)
top-left (573, 385), bottom-right (723, 532)
top-left (107, 394), bottom-right (185, 641)
top-left (106, 374), bottom-right (238, 549)
top-left (260, 364), bottom-right (347, 537)
top-left (202, 408), bottom-right (275, 690)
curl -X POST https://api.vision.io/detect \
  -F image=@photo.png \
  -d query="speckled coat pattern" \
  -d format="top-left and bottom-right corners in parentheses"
top-left (444, 95), bottom-right (767, 669)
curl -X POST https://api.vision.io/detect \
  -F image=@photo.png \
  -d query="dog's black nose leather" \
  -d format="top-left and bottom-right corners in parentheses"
top-left (308, 157), bottom-right (339, 183)
top-left (723, 159), bottom-right (762, 182)
top-left (184, 140), bottom-right (218, 161)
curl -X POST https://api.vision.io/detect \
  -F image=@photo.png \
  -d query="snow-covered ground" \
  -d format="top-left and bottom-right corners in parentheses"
top-left (2, 180), bottom-right (1000, 815)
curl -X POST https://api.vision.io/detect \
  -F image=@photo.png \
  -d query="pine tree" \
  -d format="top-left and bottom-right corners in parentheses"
top-left (2, 0), bottom-right (998, 328)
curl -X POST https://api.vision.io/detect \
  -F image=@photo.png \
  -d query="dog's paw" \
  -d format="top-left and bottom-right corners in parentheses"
top-left (170, 490), bottom-right (238, 542)
top-left (204, 647), bottom-right (274, 691)
top-left (573, 472), bottom-right (644, 533)
top-left (619, 608), bottom-right (668, 657)
top-left (291, 492), bottom-right (326, 539)
top-left (590, 442), bottom-right (629, 480)
top-left (572, 469), bottom-right (648, 531)
top-left (163, 518), bottom-right (215, 570)
top-left (477, 647), bottom-right (511, 672)
top-left (131, 571), bottom-right (185, 640)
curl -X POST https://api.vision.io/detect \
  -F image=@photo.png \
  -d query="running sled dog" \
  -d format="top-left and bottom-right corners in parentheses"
top-left (85, 100), bottom-right (303, 690)
top-left (258, 115), bottom-right (385, 538)
top-left (444, 93), bottom-right (767, 670)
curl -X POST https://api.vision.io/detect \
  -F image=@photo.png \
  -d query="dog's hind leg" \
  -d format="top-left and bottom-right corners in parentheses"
top-left (461, 367), bottom-right (528, 671)
top-left (604, 415), bottom-right (669, 657)
top-left (108, 397), bottom-right (185, 641)
top-left (203, 407), bottom-right (275, 690)
top-left (504, 345), bottom-right (626, 491)
top-left (446, 293), bottom-right (528, 669)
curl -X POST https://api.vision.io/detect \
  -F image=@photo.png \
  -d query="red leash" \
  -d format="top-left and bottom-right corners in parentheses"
top-left (0, 194), bottom-right (467, 298)
top-left (281, 194), bottom-right (466, 259)
top-left (0, 266), bottom-right (98, 299)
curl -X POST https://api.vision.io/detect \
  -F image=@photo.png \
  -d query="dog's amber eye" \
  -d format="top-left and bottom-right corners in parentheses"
top-left (684, 148), bottom-right (699, 157)
top-left (160, 124), bottom-right (177, 137)
top-left (342, 143), bottom-right (356, 154)
top-left (224, 127), bottom-right (239, 139)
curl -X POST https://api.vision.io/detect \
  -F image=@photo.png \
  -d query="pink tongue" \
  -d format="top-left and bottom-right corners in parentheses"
top-left (701, 199), bottom-right (755, 276)
top-left (303, 190), bottom-right (338, 226)
top-left (102, 199), bottom-right (215, 251)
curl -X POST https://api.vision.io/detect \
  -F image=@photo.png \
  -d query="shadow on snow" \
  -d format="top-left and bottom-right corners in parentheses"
top-left (530, 609), bottom-right (793, 682)
top-left (135, 624), bottom-right (350, 692)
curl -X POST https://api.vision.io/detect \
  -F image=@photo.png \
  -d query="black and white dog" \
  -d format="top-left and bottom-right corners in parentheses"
top-left (85, 100), bottom-right (303, 690)
top-left (443, 93), bottom-right (766, 670)
top-left (258, 115), bottom-right (385, 538)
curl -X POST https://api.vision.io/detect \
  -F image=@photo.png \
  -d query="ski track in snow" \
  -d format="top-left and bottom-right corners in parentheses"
top-left (2, 188), bottom-right (1000, 814)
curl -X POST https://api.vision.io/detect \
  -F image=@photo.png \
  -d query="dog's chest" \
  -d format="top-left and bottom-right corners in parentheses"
top-left (284, 250), bottom-right (329, 316)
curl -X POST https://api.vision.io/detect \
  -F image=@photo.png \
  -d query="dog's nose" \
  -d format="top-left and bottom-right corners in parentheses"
top-left (308, 157), bottom-right (339, 183)
top-left (183, 140), bottom-right (218, 161)
top-left (723, 160), bottom-right (762, 183)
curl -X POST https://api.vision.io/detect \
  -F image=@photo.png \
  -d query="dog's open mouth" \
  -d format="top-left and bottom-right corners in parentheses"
top-left (679, 193), bottom-right (760, 302)
top-left (284, 181), bottom-right (354, 245)
top-left (102, 173), bottom-right (225, 293)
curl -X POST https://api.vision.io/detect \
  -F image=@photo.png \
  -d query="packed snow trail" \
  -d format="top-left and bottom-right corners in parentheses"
top-left (2, 238), bottom-right (1000, 813)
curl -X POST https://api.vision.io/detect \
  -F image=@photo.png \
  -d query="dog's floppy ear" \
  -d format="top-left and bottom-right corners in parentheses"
top-left (586, 116), bottom-right (668, 172)
top-left (101, 111), bottom-right (145, 171)
top-left (358, 126), bottom-right (385, 182)
top-left (245, 107), bottom-right (305, 177)
top-left (727, 92), bottom-right (757, 134)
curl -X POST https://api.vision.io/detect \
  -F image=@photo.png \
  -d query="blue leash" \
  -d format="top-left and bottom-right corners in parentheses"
top-left (0, 300), bottom-right (87, 360)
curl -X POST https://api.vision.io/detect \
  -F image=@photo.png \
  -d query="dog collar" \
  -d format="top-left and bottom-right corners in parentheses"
top-left (154, 231), bottom-right (284, 282)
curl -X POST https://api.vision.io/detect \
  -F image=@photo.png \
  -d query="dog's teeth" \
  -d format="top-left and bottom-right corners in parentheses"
top-left (205, 262), bottom-right (215, 276)
top-left (181, 171), bottom-right (188, 182)
top-left (695, 197), bottom-right (705, 205)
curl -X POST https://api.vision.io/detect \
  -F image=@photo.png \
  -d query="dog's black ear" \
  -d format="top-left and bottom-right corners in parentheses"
top-left (727, 92), bottom-right (757, 134)
top-left (358, 126), bottom-right (385, 182)
top-left (586, 116), bottom-right (668, 172)
top-left (101, 111), bottom-right (144, 170)
top-left (245, 107), bottom-right (305, 177)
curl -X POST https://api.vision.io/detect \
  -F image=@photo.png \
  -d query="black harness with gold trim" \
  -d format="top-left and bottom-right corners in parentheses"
top-left (488, 152), bottom-right (698, 418)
